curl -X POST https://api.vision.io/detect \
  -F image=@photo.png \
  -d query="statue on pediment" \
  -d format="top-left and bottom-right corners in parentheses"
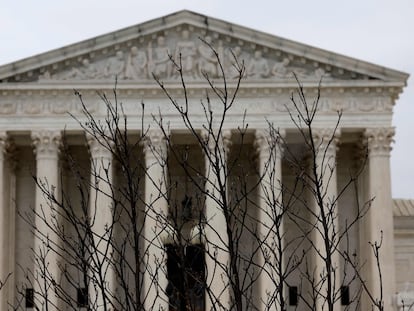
top-left (222, 46), bottom-right (243, 79)
top-left (247, 51), bottom-right (270, 79)
top-left (198, 36), bottom-right (219, 78)
top-left (104, 51), bottom-right (126, 79)
top-left (148, 36), bottom-right (170, 79)
top-left (125, 46), bottom-right (148, 80)
top-left (313, 67), bottom-right (331, 80)
top-left (65, 58), bottom-right (99, 80)
top-left (272, 58), bottom-right (290, 78)
top-left (174, 30), bottom-right (197, 78)
top-left (39, 70), bottom-right (52, 80)
top-left (30, 27), bottom-right (354, 83)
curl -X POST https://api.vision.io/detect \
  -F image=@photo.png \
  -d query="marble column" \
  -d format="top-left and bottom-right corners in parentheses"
top-left (204, 130), bottom-right (231, 311)
top-left (360, 127), bottom-right (395, 310)
top-left (87, 135), bottom-right (116, 310)
top-left (0, 133), bottom-right (10, 310)
top-left (142, 129), bottom-right (169, 311)
top-left (255, 129), bottom-right (284, 311)
top-left (310, 129), bottom-right (340, 311)
top-left (6, 142), bottom-right (17, 309)
top-left (32, 130), bottom-right (61, 310)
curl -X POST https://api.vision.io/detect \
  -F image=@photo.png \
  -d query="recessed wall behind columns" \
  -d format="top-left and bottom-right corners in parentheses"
top-left (15, 145), bottom-right (35, 300)
top-left (282, 143), bottom-right (311, 311)
top-left (112, 141), bottom-right (146, 304)
top-left (227, 140), bottom-right (260, 309)
top-left (337, 142), bottom-right (361, 311)
top-left (281, 140), bottom-right (362, 310)
top-left (60, 143), bottom-right (91, 307)
top-left (168, 141), bottom-right (205, 230)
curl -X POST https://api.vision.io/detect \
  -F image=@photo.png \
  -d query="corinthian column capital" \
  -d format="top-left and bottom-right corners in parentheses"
top-left (312, 128), bottom-right (340, 156)
top-left (201, 129), bottom-right (232, 156)
top-left (31, 130), bottom-right (61, 159)
top-left (0, 132), bottom-right (9, 161)
top-left (86, 133), bottom-right (113, 160)
top-left (364, 127), bottom-right (395, 157)
top-left (142, 129), bottom-right (168, 160)
top-left (255, 128), bottom-right (285, 160)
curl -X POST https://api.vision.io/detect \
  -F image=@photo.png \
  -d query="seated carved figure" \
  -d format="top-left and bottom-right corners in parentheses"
top-left (247, 50), bottom-right (270, 79)
top-left (198, 36), bottom-right (218, 78)
top-left (272, 57), bottom-right (290, 78)
top-left (174, 30), bottom-right (197, 78)
top-left (65, 58), bottom-right (99, 80)
top-left (104, 51), bottom-right (126, 79)
top-left (148, 36), bottom-right (170, 78)
top-left (125, 46), bottom-right (147, 80)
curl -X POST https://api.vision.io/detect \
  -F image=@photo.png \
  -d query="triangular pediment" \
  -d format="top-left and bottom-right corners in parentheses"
top-left (0, 10), bottom-right (408, 85)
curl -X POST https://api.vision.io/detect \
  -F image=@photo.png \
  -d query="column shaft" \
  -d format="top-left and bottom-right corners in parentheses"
top-left (204, 130), bottom-right (231, 311)
top-left (360, 128), bottom-right (395, 310)
top-left (143, 130), bottom-right (169, 311)
top-left (310, 129), bottom-right (340, 311)
top-left (32, 130), bottom-right (61, 310)
top-left (0, 133), bottom-right (9, 310)
top-left (88, 136), bottom-right (116, 310)
top-left (255, 129), bottom-right (284, 311)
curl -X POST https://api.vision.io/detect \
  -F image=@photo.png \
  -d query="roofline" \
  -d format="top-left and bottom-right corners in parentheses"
top-left (0, 10), bottom-right (409, 83)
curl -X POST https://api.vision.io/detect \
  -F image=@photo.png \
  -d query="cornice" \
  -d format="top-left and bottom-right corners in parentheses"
top-left (0, 81), bottom-right (404, 103)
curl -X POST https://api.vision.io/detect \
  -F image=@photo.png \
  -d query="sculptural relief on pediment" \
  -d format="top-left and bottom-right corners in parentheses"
top-left (2, 26), bottom-right (375, 83)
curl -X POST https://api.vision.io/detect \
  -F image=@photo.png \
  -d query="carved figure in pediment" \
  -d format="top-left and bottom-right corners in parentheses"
top-left (223, 46), bottom-right (243, 79)
top-left (174, 30), bottom-right (197, 78)
top-left (148, 36), bottom-right (170, 78)
top-left (287, 66), bottom-right (308, 79)
top-left (125, 46), bottom-right (148, 80)
top-left (272, 58), bottom-right (290, 78)
top-left (247, 51), bottom-right (270, 79)
top-left (313, 67), bottom-right (331, 80)
top-left (198, 36), bottom-right (218, 78)
top-left (65, 58), bottom-right (99, 80)
top-left (39, 70), bottom-right (52, 80)
top-left (105, 51), bottom-right (126, 79)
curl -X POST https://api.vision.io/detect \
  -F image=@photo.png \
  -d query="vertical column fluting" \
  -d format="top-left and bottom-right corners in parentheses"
top-left (6, 141), bottom-right (17, 309)
top-left (87, 135), bottom-right (116, 310)
top-left (360, 127), bottom-right (395, 310)
top-left (255, 129), bottom-right (284, 311)
top-left (310, 129), bottom-right (340, 311)
top-left (143, 129), bottom-right (169, 311)
top-left (204, 130), bottom-right (231, 311)
top-left (0, 133), bottom-right (9, 310)
top-left (32, 130), bottom-right (61, 310)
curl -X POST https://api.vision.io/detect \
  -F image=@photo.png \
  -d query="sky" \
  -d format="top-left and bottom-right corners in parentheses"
top-left (0, 0), bottom-right (413, 198)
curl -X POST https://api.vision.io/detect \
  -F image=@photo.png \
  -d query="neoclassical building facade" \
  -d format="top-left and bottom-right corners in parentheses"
top-left (0, 10), bottom-right (410, 311)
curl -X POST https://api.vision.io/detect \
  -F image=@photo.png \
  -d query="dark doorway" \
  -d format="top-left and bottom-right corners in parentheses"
top-left (166, 244), bottom-right (205, 311)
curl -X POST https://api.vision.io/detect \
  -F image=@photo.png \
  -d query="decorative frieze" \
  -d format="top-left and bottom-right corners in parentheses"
top-left (0, 88), bottom-right (396, 118)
